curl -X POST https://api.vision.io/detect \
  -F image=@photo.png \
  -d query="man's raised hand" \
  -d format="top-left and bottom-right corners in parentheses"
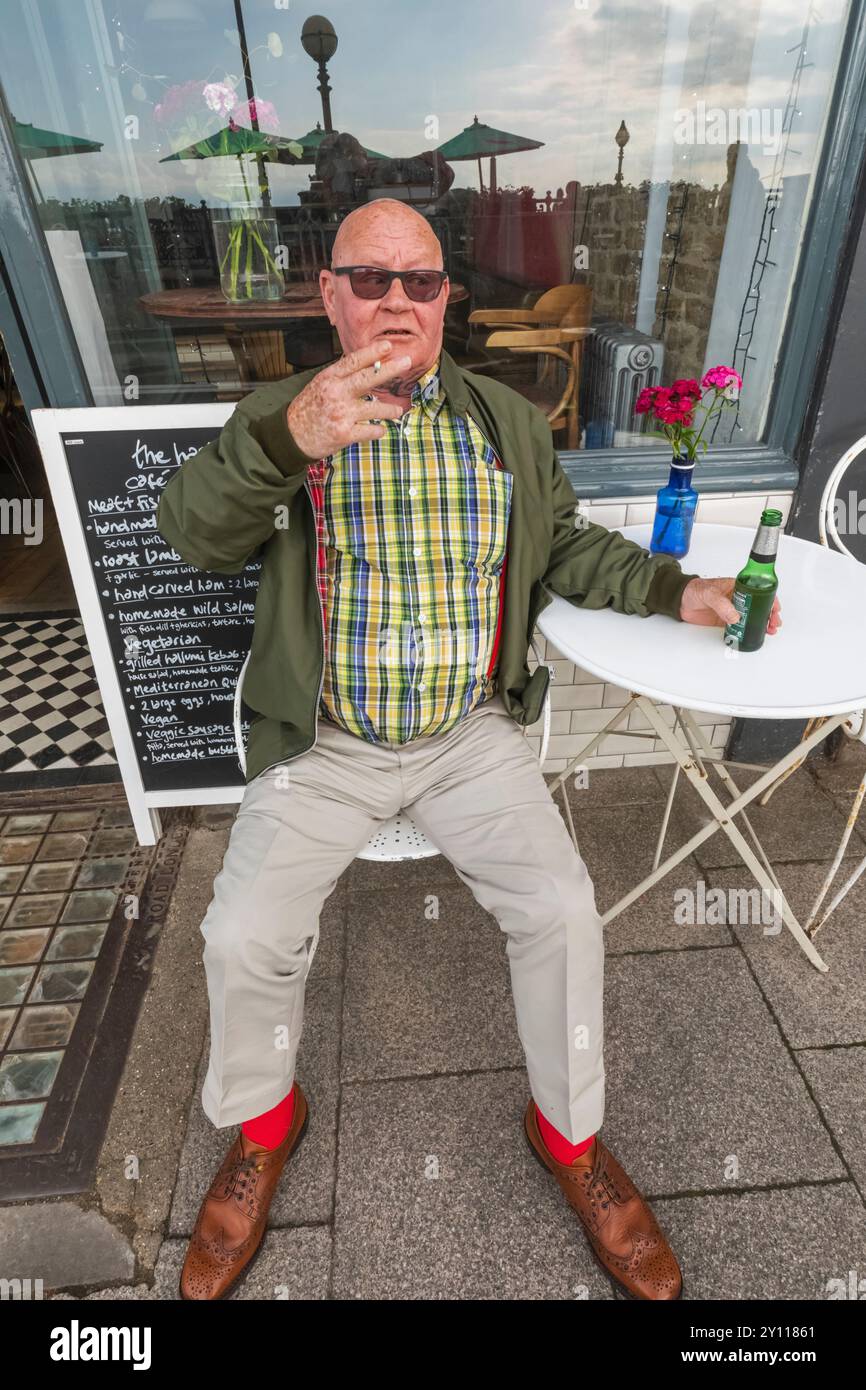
top-left (285, 339), bottom-right (412, 460)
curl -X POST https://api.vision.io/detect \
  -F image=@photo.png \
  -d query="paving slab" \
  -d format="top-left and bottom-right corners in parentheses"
top-left (708, 861), bottom-right (866, 1046)
top-left (332, 1069), bottom-right (614, 1300)
top-left (600, 948), bottom-right (844, 1193)
top-left (797, 1046), bottom-right (866, 1202)
top-left (0, 1201), bottom-right (134, 1292)
top-left (341, 879), bottom-right (522, 1082)
top-left (574, 803), bottom-right (733, 952)
top-left (95, 825), bottom-right (223, 1243)
top-left (808, 739), bottom-right (866, 796)
top-left (652, 1184), bottom-right (866, 1301)
top-left (556, 765), bottom-right (670, 809)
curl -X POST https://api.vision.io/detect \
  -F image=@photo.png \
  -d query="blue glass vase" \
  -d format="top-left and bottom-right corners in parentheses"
top-left (649, 458), bottom-right (698, 558)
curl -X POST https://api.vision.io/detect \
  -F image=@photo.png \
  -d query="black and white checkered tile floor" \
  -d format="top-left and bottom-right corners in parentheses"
top-left (0, 615), bottom-right (116, 777)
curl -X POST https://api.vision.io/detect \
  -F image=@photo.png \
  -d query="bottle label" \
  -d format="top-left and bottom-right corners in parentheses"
top-left (750, 523), bottom-right (780, 560)
top-left (724, 589), bottom-right (751, 644)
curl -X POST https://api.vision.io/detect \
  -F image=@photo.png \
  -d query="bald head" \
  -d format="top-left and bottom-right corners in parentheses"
top-left (331, 198), bottom-right (443, 269)
top-left (319, 197), bottom-right (449, 400)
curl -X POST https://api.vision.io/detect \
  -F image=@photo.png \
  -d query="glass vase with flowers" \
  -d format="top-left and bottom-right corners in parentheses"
top-left (635, 366), bottom-right (743, 558)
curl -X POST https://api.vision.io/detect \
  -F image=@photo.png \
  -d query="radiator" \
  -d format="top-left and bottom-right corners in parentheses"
top-left (581, 321), bottom-right (664, 449)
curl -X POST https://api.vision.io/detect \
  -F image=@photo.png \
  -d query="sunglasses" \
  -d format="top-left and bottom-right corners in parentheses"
top-left (333, 265), bottom-right (448, 302)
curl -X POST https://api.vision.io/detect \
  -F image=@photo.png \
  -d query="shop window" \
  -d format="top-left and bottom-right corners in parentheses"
top-left (0, 0), bottom-right (852, 450)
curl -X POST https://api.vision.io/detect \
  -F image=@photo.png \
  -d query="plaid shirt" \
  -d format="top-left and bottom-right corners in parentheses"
top-left (305, 360), bottom-right (513, 743)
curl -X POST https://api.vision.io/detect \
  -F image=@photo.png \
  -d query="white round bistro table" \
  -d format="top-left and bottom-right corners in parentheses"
top-left (536, 522), bottom-right (866, 973)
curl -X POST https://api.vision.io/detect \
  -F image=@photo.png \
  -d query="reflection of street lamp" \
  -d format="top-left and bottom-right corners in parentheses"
top-left (614, 119), bottom-right (630, 187)
top-left (301, 15), bottom-right (338, 134)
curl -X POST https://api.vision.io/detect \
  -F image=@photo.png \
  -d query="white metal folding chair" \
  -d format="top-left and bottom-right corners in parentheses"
top-left (233, 637), bottom-right (553, 862)
top-left (795, 432), bottom-right (866, 933)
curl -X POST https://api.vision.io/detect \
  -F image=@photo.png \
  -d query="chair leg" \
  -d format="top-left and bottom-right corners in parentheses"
top-left (805, 772), bottom-right (866, 933)
top-left (810, 850), bottom-right (866, 935)
top-left (653, 761), bottom-right (680, 870)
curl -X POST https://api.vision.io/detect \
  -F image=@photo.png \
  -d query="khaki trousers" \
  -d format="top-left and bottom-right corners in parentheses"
top-left (199, 693), bottom-right (605, 1144)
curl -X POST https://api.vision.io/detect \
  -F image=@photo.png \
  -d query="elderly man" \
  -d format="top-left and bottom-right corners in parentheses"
top-left (157, 198), bottom-right (778, 1302)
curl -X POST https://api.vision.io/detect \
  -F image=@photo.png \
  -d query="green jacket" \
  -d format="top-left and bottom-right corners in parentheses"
top-left (156, 348), bottom-right (696, 784)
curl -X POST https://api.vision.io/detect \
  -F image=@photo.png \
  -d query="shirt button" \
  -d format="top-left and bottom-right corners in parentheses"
top-left (417, 682), bottom-right (426, 691)
top-left (417, 613), bottom-right (426, 624)
top-left (413, 546), bottom-right (422, 557)
top-left (408, 487), bottom-right (417, 497)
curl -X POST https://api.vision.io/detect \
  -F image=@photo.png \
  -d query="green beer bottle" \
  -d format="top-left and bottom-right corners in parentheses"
top-left (724, 508), bottom-right (782, 653)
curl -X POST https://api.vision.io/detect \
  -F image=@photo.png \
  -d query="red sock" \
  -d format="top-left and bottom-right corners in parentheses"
top-left (535, 1102), bottom-right (595, 1164)
top-left (241, 1084), bottom-right (295, 1150)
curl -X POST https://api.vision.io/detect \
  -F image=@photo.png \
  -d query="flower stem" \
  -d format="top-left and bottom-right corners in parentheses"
top-left (687, 390), bottom-right (725, 458)
top-left (244, 223), bottom-right (253, 297)
top-left (247, 222), bottom-right (282, 276)
top-left (230, 220), bottom-right (241, 299)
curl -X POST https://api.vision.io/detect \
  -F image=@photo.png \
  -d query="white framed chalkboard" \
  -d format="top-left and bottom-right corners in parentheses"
top-left (32, 405), bottom-right (259, 845)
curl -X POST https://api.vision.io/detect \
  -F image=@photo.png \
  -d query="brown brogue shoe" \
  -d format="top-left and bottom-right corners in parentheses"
top-left (524, 1100), bottom-right (682, 1300)
top-left (180, 1082), bottom-right (309, 1300)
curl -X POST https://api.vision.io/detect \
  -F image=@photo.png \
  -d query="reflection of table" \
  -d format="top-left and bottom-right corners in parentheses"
top-left (140, 283), bottom-right (469, 385)
top-left (538, 523), bottom-right (866, 973)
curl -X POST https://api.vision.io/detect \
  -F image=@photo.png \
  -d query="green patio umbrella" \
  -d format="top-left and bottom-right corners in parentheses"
top-left (436, 114), bottom-right (544, 193)
top-left (11, 114), bottom-right (103, 204)
top-left (286, 122), bottom-right (389, 164)
top-left (160, 118), bottom-right (304, 201)
top-left (161, 119), bottom-right (307, 225)
top-left (160, 120), bottom-right (305, 300)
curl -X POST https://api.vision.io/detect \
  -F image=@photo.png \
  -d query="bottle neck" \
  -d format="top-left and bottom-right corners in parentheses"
top-left (667, 461), bottom-right (695, 490)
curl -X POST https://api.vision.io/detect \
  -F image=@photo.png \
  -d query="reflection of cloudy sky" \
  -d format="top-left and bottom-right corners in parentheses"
top-left (1, 0), bottom-right (848, 208)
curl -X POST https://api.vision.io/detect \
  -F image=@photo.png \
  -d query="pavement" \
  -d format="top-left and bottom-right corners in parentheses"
top-left (3, 737), bottom-right (866, 1301)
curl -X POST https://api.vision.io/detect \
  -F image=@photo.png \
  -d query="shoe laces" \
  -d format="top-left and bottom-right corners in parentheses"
top-left (580, 1150), bottom-right (628, 1209)
top-left (223, 1146), bottom-right (267, 1202)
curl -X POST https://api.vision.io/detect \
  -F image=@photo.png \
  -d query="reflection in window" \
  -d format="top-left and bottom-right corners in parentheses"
top-left (0, 0), bottom-right (850, 450)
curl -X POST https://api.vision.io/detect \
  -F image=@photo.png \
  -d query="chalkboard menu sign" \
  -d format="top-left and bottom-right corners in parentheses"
top-left (65, 425), bottom-right (259, 791)
top-left (34, 405), bottom-right (257, 844)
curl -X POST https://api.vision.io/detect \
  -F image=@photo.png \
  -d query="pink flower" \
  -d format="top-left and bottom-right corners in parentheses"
top-left (232, 97), bottom-right (280, 133)
top-left (153, 79), bottom-right (209, 125)
top-left (701, 364), bottom-right (742, 399)
top-left (202, 82), bottom-right (237, 119)
top-left (634, 362), bottom-right (742, 458)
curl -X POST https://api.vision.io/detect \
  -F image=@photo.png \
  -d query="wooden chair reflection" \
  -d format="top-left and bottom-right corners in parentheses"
top-left (468, 284), bottom-right (592, 333)
top-left (469, 288), bottom-right (592, 447)
top-left (482, 327), bottom-right (578, 445)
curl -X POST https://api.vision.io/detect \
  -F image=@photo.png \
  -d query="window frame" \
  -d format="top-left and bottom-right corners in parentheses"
top-left (1, 0), bottom-right (865, 498)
